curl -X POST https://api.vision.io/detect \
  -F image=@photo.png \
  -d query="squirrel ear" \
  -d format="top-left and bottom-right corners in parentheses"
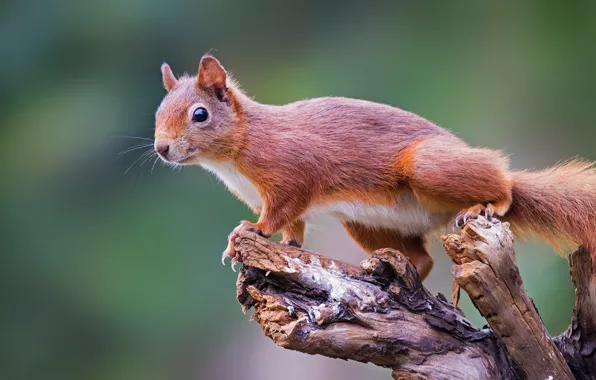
top-left (197, 55), bottom-right (228, 102)
top-left (161, 63), bottom-right (177, 91)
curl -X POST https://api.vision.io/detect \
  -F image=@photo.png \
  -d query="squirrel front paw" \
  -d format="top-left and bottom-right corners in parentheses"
top-left (222, 221), bottom-right (270, 270)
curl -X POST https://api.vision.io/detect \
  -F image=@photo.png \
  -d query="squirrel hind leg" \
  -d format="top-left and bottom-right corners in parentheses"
top-left (281, 219), bottom-right (306, 248)
top-left (342, 221), bottom-right (434, 281)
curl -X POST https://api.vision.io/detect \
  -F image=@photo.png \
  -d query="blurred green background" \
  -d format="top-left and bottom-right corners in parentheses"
top-left (2, 1), bottom-right (595, 379)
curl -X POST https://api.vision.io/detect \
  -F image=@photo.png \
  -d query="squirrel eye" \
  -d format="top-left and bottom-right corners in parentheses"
top-left (192, 107), bottom-right (209, 123)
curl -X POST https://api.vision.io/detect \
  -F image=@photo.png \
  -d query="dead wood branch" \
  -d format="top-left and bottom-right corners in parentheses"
top-left (233, 230), bottom-right (515, 379)
top-left (554, 246), bottom-right (596, 379)
top-left (443, 217), bottom-right (574, 379)
top-left (231, 217), bottom-right (595, 379)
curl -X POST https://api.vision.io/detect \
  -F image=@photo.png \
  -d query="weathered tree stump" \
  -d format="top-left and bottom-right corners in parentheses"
top-left (230, 218), bottom-right (596, 379)
top-left (554, 246), bottom-right (596, 379)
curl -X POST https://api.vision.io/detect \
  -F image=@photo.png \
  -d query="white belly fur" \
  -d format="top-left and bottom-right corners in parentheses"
top-left (200, 160), bottom-right (263, 209)
top-left (303, 193), bottom-right (446, 236)
top-left (200, 160), bottom-right (447, 235)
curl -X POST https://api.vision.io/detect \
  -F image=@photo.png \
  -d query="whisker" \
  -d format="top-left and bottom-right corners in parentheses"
top-left (118, 143), bottom-right (154, 157)
top-left (125, 148), bottom-right (155, 174)
top-left (304, 223), bottom-right (325, 233)
top-left (205, 171), bottom-right (215, 186)
top-left (168, 162), bottom-right (180, 171)
top-left (140, 150), bottom-right (158, 167)
top-left (110, 135), bottom-right (154, 141)
top-left (150, 156), bottom-right (159, 174)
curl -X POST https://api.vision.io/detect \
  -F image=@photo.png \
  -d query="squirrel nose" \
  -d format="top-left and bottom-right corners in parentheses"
top-left (155, 142), bottom-right (170, 158)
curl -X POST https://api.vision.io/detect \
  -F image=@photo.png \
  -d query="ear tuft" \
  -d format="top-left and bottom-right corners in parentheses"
top-left (197, 55), bottom-right (228, 102)
top-left (161, 62), bottom-right (177, 91)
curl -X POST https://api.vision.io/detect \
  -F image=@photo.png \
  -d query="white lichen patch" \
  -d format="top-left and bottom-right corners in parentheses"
top-left (282, 255), bottom-right (299, 273)
top-left (327, 261), bottom-right (341, 275)
top-left (310, 303), bottom-right (326, 321)
top-left (288, 256), bottom-right (381, 309)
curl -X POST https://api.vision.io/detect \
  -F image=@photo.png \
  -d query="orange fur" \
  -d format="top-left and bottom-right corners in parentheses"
top-left (505, 160), bottom-right (596, 257)
top-left (402, 137), bottom-right (513, 213)
top-left (155, 54), bottom-right (596, 278)
top-left (393, 139), bottom-right (420, 179)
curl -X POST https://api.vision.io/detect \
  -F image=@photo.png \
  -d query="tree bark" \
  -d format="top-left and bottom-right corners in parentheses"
top-left (443, 217), bottom-right (574, 379)
top-left (230, 218), bottom-right (595, 379)
top-left (553, 246), bottom-right (596, 379)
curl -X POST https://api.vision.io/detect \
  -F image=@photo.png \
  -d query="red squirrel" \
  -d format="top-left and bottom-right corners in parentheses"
top-left (154, 54), bottom-right (596, 279)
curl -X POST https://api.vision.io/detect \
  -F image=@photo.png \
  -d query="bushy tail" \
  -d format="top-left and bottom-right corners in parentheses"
top-left (505, 159), bottom-right (596, 254)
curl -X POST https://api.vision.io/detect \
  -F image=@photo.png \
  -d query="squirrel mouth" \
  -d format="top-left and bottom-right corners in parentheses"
top-left (176, 154), bottom-right (199, 165)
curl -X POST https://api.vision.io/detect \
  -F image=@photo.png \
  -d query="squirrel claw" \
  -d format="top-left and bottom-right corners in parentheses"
top-left (221, 245), bottom-right (237, 267)
top-left (453, 203), bottom-right (498, 229)
top-left (222, 221), bottom-right (269, 270)
top-left (483, 203), bottom-right (496, 219)
top-left (222, 229), bottom-right (240, 268)
top-left (231, 257), bottom-right (239, 272)
top-left (452, 212), bottom-right (470, 229)
top-left (222, 247), bottom-right (241, 272)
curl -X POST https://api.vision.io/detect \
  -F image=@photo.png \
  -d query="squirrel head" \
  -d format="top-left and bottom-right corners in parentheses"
top-left (154, 55), bottom-right (241, 165)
